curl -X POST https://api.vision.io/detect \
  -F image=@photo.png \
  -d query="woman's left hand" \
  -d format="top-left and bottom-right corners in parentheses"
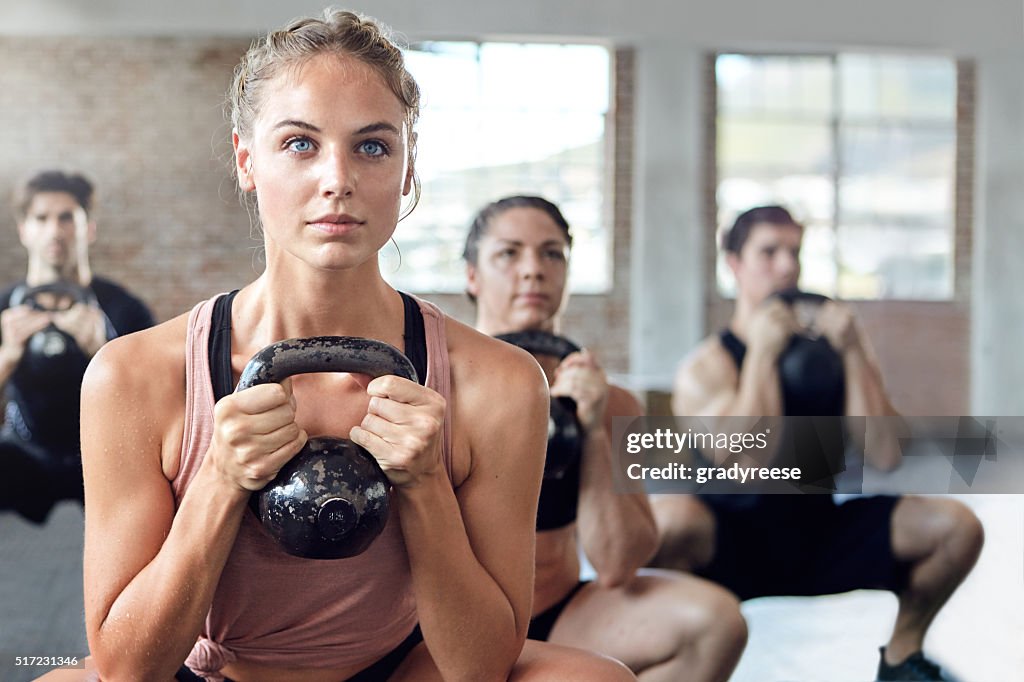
top-left (349, 376), bottom-right (447, 488)
top-left (550, 349), bottom-right (609, 433)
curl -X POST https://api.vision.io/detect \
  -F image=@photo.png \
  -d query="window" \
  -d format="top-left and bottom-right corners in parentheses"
top-left (714, 53), bottom-right (960, 300)
top-left (381, 42), bottom-right (612, 293)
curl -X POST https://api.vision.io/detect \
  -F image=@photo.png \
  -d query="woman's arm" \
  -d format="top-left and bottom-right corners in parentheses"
top-left (352, 329), bottom-right (547, 682)
top-left (575, 382), bottom-right (658, 587)
top-left (83, 321), bottom-right (306, 680)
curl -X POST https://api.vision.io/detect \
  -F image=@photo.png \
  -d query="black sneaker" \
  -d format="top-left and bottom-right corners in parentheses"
top-left (877, 646), bottom-right (947, 681)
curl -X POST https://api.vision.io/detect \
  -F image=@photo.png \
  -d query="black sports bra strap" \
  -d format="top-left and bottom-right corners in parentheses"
top-left (208, 290), bottom-right (427, 403)
top-left (209, 291), bottom-right (239, 402)
top-left (399, 292), bottom-right (428, 386)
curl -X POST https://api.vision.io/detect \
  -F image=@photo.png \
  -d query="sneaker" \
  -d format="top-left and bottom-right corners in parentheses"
top-left (877, 646), bottom-right (947, 681)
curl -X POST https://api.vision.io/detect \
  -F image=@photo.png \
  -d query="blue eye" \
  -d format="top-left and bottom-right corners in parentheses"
top-left (359, 140), bottom-right (388, 157)
top-left (286, 137), bottom-right (313, 153)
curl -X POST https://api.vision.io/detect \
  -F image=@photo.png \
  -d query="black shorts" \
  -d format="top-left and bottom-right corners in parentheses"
top-left (175, 625), bottom-right (423, 682)
top-left (0, 431), bottom-right (82, 523)
top-left (697, 495), bottom-right (911, 601)
top-left (527, 581), bottom-right (590, 642)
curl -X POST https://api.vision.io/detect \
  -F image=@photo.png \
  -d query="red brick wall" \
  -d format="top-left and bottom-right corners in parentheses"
top-left (0, 37), bottom-right (257, 324)
top-left (0, 38), bottom-right (635, 376)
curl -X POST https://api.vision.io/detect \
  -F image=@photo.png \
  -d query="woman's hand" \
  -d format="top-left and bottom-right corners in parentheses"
top-left (208, 377), bottom-right (309, 493)
top-left (350, 376), bottom-right (447, 489)
top-left (551, 349), bottom-right (609, 433)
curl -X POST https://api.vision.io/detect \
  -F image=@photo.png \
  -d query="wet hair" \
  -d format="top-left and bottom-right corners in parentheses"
top-left (462, 195), bottom-right (573, 266)
top-left (14, 170), bottom-right (94, 219)
top-left (229, 8), bottom-right (422, 209)
top-left (720, 205), bottom-right (802, 255)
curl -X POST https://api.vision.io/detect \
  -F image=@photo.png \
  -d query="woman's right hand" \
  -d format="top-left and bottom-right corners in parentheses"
top-left (208, 377), bottom-right (309, 493)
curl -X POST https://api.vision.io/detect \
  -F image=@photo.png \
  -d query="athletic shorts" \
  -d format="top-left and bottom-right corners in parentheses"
top-left (527, 581), bottom-right (590, 641)
top-left (697, 495), bottom-right (911, 601)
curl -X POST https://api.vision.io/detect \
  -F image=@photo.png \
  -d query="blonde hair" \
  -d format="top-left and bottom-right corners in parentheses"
top-left (229, 8), bottom-right (421, 210)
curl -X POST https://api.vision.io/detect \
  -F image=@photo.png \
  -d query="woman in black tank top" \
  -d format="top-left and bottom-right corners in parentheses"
top-left (463, 195), bottom-right (747, 682)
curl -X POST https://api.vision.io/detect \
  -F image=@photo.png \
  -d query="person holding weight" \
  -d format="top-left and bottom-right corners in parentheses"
top-left (465, 196), bottom-right (747, 682)
top-left (0, 170), bottom-right (154, 524)
top-left (649, 205), bottom-right (984, 681)
top-left (77, 10), bottom-right (633, 682)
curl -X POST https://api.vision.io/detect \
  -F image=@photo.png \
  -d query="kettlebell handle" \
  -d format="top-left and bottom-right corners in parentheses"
top-left (772, 288), bottom-right (832, 307)
top-left (10, 281), bottom-right (95, 311)
top-left (236, 335), bottom-right (415, 560)
top-left (495, 331), bottom-right (581, 361)
top-left (236, 336), bottom-right (418, 392)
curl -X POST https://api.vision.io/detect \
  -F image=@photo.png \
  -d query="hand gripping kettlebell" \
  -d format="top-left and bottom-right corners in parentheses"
top-left (236, 336), bottom-right (418, 560)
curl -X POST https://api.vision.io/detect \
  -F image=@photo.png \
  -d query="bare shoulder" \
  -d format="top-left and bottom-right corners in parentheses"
top-left (86, 312), bottom-right (189, 395)
top-left (83, 312), bottom-right (191, 469)
top-left (442, 317), bottom-right (549, 496)
top-left (443, 317), bottom-right (549, 412)
top-left (606, 383), bottom-right (644, 418)
top-left (672, 335), bottom-right (738, 415)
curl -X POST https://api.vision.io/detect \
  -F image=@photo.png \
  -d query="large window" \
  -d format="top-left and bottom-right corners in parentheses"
top-left (715, 53), bottom-right (960, 300)
top-left (380, 42), bottom-right (612, 293)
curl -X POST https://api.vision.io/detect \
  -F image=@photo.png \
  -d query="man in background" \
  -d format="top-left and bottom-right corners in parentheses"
top-left (0, 170), bottom-right (154, 523)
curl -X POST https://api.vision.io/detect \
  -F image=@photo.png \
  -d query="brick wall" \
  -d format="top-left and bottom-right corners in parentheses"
top-left (0, 38), bottom-right (636, 376)
top-left (0, 37), bottom-right (257, 324)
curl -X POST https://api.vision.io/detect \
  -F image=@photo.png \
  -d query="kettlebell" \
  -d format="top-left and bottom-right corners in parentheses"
top-left (9, 282), bottom-right (94, 379)
top-left (772, 289), bottom-right (845, 405)
top-left (495, 330), bottom-right (584, 480)
top-left (236, 336), bottom-right (418, 560)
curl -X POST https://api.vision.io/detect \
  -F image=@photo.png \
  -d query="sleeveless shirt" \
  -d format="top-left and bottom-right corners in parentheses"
top-left (173, 293), bottom-right (454, 679)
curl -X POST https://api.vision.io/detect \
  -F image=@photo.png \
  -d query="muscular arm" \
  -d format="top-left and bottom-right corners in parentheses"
top-left (841, 328), bottom-right (905, 470)
top-left (673, 340), bottom-right (785, 467)
top-left (576, 385), bottom-right (658, 587)
top-left (84, 320), bottom-right (304, 680)
top-left (382, 332), bottom-right (547, 682)
top-left (815, 301), bottom-right (905, 470)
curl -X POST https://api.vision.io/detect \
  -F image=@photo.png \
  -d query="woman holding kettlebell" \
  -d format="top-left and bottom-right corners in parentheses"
top-left (77, 10), bottom-right (633, 682)
top-left (464, 195), bottom-right (747, 682)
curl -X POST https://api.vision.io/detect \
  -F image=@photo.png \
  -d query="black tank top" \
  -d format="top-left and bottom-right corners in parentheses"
top-left (535, 442), bottom-right (582, 531)
top-left (703, 329), bottom-right (845, 510)
top-left (207, 291), bottom-right (428, 401)
top-left (718, 329), bottom-right (845, 416)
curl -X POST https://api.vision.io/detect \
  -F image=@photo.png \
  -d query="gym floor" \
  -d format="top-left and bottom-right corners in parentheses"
top-left (0, 495), bottom-right (1020, 682)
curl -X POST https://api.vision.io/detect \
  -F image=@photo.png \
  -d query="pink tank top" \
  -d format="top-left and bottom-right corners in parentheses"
top-left (173, 294), bottom-right (454, 680)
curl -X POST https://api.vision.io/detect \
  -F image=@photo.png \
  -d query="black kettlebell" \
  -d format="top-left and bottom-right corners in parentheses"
top-left (236, 336), bottom-right (418, 560)
top-left (495, 331), bottom-right (584, 480)
top-left (773, 289), bottom-right (845, 404)
top-left (9, 282), bottom-right (94, 378)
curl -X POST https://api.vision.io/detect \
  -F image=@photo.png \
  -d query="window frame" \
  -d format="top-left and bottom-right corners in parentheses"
top-left (705, 50), bottom-right (974, 305)
top-left (383, 38), bottom-right (618, 295)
